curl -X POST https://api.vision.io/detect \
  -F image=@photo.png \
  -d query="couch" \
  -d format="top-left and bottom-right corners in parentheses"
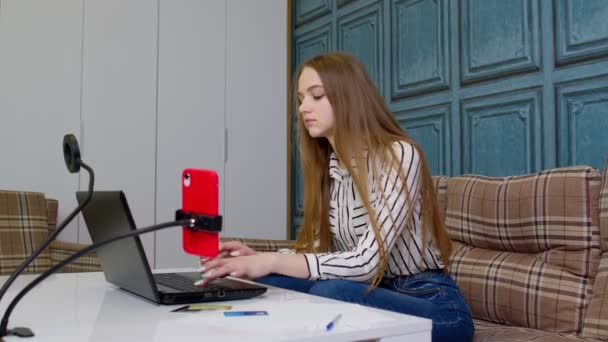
top-left (0, 190), bottom-right (101, 275)
top-left (227, 161), bottom-right (608, 341)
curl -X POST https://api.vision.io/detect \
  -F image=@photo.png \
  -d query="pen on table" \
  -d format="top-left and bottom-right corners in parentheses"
top-left (171, 305), bottom-right (189, 312)
top-left (325, 313), bottom-right (342, 331)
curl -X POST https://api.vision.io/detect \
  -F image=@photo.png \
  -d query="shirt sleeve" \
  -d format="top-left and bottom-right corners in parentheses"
top-left (303, 142), bottom-right (422, 282)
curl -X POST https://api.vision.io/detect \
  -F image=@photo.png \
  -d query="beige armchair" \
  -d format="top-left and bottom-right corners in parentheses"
top-left (0, 190), bottom-right (101, 275)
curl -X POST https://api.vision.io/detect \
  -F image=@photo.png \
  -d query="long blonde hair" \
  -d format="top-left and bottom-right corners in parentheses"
top-left (293, 53), bottom-right (451, 289)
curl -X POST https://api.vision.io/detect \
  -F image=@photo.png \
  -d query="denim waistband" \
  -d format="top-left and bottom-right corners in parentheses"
top-left (382, 269), bottom-right (456, 287)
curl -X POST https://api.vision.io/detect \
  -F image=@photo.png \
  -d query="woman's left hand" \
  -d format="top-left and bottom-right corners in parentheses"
top-left (195, 253), bottom-right (277, 286)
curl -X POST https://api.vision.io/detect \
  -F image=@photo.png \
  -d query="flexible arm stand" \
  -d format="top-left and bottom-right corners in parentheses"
top-left (0, 212), bottom-right (222, 338)
top-left (175, 210), bottom-right (222, 232)
top-left (0, 135), bottom-right (93, 307)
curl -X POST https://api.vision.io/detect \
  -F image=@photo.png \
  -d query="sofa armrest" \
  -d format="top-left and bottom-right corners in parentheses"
top-left (219, 237), bottom-right (296, 252)
top-left (45, 198), bottom-right (58, 234)
top-left (49, 240), bottom-right (102, 273)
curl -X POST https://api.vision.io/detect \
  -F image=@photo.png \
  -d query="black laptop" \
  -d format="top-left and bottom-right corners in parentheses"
top-left (76, 191), bottom-right (267, 305)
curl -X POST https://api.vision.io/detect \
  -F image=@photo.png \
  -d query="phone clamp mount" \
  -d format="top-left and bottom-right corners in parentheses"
top-left (174, 210), bottom-right (222, 232)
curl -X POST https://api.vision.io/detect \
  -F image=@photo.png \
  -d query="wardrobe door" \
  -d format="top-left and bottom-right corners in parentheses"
top-left (80, 0), bottom-right (159, 265)
top-left (155, 0), bottom-right (226, 268)
top-left (224, 0), bottom-right (288, 240)
top-left (0, 0), bottom-right (83, 242)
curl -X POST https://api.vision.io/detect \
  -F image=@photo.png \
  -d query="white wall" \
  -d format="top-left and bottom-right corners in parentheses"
top-left (79, 0), bottom-right (159, 264)
top-left (0, 0), bottom-right (83, 241)
top-left (225, 1), bottom-right (287, 240)
top-left (0, 0), bottom-right (287, 268)
top-left (154, 0), bottom-right (227, 269)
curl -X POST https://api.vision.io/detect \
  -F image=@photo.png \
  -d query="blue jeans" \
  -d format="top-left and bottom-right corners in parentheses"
top-left (255, 270), bottom-right (474, 342)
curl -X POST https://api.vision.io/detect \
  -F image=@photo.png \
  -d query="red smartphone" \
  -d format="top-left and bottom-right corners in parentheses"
top-left (182, 168), bottom-right (219, 257)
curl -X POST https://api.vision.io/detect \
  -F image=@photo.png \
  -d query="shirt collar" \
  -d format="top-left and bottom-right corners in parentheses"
top-left (328, 149), bottom-right (369, 181)
top-left (329, 152), bottom-right (346, 180)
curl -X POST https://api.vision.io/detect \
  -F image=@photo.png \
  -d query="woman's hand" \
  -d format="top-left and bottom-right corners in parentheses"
top-left (195, 253), bottom-right (277, 286)
top-left (218, 241), bottom-right (257, 258)
top-left (198, 241), bottom-right (256, 267)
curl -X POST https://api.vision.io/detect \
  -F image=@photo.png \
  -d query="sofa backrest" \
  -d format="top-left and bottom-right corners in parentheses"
top-left (0, 191), bottom-right (52, 275)
top-left (440, 166), bottom-right (602, 334)
top-left (581, 160), bottom-right (608, 340)
top-left (432, 176), bottom-right (449, 223)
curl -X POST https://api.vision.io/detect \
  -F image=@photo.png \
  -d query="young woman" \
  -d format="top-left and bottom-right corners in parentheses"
top-left (197, 52), bottom-right (474, 341)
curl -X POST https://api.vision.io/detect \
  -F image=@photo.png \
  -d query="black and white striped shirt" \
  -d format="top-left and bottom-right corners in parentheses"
top-left (302, 141), bottom-right (444, 282)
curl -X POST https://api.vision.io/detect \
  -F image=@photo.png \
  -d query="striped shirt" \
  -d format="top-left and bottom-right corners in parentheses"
top-left (302, 141), bottom-right (444, 282)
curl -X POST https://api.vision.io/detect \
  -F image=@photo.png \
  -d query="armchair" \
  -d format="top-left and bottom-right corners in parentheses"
top-left (0, 190), bottom-right (101, 275)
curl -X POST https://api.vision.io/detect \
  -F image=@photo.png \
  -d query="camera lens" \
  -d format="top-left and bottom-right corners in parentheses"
top-left (183, 173), bottom-right (191, 187)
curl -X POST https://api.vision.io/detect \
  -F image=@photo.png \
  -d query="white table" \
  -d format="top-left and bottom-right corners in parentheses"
top-left (0, 272), bottom-right (431, 341)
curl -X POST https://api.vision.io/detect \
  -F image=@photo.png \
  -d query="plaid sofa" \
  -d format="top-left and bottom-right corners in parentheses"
top-left (0, 190), bottom-right (101, 275)
top-left (225, 161), bottom-right (608, 341)
top-left (438, 162), bottom-right (608, 341)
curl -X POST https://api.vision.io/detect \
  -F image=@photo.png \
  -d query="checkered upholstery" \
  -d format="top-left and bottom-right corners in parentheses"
top-left (472, 319), bottom-right (594, 341)
top-left (445, 166), bottom-right (602, 334)
top-left (0, 191), bottom-right (103, 275)
top-left (0, 191), bottom-right (52, 275)
top-left (433, 176), bottom-right (449, 222)
top-left (582, 160), bottom-right (608, 340)
top-left (219, 237), bottom-right (295, 252)
top-left (49, 240), bottom-right (102, 273)
top-left (599, 160), bottom-right (608, 251)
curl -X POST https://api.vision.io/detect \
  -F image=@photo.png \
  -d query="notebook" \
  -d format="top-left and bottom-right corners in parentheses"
top-left (76, 190), bottom-right (267, 305)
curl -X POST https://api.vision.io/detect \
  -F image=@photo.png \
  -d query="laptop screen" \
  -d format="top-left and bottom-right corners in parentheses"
top-left (77, 191), bottom-right (159, 302)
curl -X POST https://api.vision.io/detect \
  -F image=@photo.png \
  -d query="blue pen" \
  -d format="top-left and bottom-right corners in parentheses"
top-left (326, 313), bottom-right (342, 331)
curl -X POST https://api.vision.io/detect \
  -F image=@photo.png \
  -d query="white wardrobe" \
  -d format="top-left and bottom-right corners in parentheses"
top-left (0, 0), bottom-right (288, 268)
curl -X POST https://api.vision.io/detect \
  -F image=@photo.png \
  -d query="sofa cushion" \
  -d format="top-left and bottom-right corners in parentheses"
top-left (473, 319), bottom-right (594, 342)
top-left (49, 240), bottom-right (102, 273)
top-left (446, 166), bottom-right (602, 333)
top-left (598, 159), bottom-right (608, 251)
top-left (0, 191), bottom-right (52, 275)
top-left (582, 160), bottom-right (608, 341)
top-left (451, 241), bottom-right (599, 334)
top-left (582, 253), bottom-right (608, 341)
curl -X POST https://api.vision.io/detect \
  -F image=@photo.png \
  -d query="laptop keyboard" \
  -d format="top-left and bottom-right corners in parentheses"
top-left (153, 273), bottom-right (220, 292)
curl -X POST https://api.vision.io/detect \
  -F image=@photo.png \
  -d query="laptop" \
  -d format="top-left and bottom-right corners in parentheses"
top-left (76, 190), bottom-right (267, 305)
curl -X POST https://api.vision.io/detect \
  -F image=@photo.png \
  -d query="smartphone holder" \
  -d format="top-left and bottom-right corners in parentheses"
top-left (174, 210), bottom-right (222, 232)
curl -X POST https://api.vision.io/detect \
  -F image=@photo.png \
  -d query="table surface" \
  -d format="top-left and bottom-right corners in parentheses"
top-left (0, 270), bottom-right (431, 342)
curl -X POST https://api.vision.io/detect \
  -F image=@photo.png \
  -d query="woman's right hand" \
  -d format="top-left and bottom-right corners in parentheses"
top-left (218, 240), bottom-right (257, 257)
top-left (200, 241), bottom-right (256, 265)
top-left (197, 241), bottom-right (256, 280)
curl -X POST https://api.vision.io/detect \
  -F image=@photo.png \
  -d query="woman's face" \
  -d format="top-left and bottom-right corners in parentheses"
top-left (297, 67), bottom-right (336, 143)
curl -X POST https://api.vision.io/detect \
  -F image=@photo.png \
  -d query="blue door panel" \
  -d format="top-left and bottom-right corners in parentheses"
top-left (338, 0), bottom-right (356, 8)
top-left (396, 105), bottom-right (450, 176)
top-left (461, 89), bottom-right (541, 176)
top-left (295, 0), bottom-right (331, 26)
top-left (338, 1), bottom-right (384, 92)
top-left (555, 0), bottom-right (608, 65)
top-left (294, 23), bottom-right (332, 66)
top-left (460, 0), bottom-right (540, 83)
top-left (391, 0), bottom-right (450, 99)
top-left (556, 77), bottom-right (608, 170)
